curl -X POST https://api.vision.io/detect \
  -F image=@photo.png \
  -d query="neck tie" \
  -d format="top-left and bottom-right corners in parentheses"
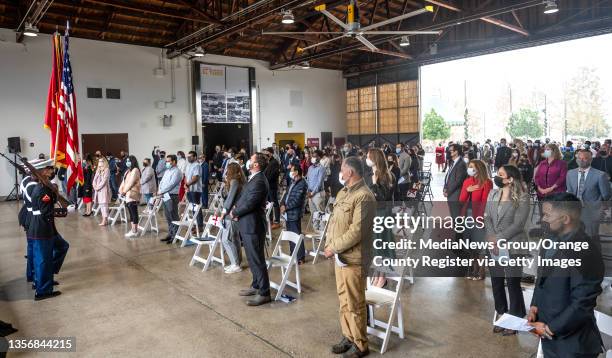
top-left (577, 171), bottom-right (585, 200)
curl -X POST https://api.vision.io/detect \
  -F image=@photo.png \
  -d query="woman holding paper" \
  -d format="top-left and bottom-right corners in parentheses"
top-left (484, 164), bottom-right (530, 336)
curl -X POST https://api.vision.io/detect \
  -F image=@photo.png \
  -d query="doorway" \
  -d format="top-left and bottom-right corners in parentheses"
top-left (274, 133), bottom-right (305, 150)
top-left (82, 133), bottom-right (129, 157)
top-left (202, 123), bottom-right (251, 160)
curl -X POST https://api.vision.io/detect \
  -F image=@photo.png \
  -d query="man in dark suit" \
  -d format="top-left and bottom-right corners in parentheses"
top-left (529, 193), bottom-right (604, 357)
top-left (231, 153), bottom-right (271, 306)
top-left (494, 138), bottom-right (512, 169)
top-left (443, 143), bottom-right (467, 219)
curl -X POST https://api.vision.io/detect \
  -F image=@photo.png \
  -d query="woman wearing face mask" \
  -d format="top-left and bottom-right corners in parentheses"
top-left (366, 148), bottom-right (395, 288)
top-left (218, 162), bottom-right (246, 273)
top-left (508, 149), bottom-right (521, 167)
top-left (80, 155), bottom-right (95, 216)
top-left (387, 154), bottom-right (401, 201)
top-left (459, 160), bottom-right (492, 280)
top-left (534, 143), bottom-right (567, 202)
top-left (93, 156), bottom-right (112, 226)
top-left (484, 165), bottom-right (530, 336)
top-left (119, 155), bottom-right (142, 238)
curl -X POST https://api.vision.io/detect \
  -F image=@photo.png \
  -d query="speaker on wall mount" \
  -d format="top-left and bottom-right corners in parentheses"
top-left (7, 137), bottom-right (21, 153)
top-left (192, 136), bottom-right (199, 145)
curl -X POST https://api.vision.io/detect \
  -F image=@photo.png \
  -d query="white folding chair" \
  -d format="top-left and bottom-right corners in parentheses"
top-left (306, 212), bottom-right (331, 264)
top-left (366, 266), bottom-right (406, 354)
top-left (92, 201), bottom-right (100, 216)
top-left (172, 202), bottom-right (202, 247)
top-left (138, 197), bottom-right (163, 236)
top-left (189, 215), bottom-right (225, 271)
top-left (265, 201), bottom-right (274, 245)
top-left (596, 310), bottom-right (612, 357)
top-left (305, 210), bottom-right (326, 235)
top-left (108, 196), bottom-right (127, 226)
top-left (266, 230), bottom-right (304, 301)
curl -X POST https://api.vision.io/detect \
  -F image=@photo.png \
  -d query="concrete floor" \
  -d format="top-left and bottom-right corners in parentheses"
top-left (0, 168), bottom-right (609, 357)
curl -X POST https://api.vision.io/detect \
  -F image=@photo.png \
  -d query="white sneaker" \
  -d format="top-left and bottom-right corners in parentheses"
top-left (224, 265), bottom-right (242, 274)
top-left (124, 231), bottom-right (137, 238)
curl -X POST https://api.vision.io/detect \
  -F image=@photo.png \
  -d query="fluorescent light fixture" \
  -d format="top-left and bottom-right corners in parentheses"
top-left (23, 23), bottom-right (39, 37)
top-left (543, 0), bottom-right (558, 14)
top-left (399, 36), bottom-right (410, 47)
top-left (193, 46), bottom-right (205, 57)
top-left (281, 9), bottom-right (295, 24)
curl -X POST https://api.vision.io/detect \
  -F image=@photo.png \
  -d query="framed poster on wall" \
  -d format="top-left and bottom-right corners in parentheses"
top-left (199, 63), bottom-right (251, 124)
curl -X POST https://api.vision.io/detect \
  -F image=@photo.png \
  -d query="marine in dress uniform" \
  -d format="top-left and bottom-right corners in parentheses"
top-left (18, 174), bottom-right (37, 283)
top-left (26, 166), bottom-right (69, 301)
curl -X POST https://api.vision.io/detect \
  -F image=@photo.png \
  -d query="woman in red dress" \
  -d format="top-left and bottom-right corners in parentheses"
top-left (435, 143), bottom-right (446, 172)
top-left (459, 159), bottom-right (493, 280)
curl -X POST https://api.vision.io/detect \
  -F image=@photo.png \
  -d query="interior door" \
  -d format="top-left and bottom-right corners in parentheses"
top-left (81, 133), bottom-right (129, 157)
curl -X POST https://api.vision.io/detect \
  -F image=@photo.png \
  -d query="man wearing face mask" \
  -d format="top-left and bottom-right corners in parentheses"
top-left (27, 165), bottom-right (69, 301)
top-left (565, 150), bottom-right (611, 239)
top-left (494, 138), bottom-right (512, 169)
top-left (307, 150), bottom-right (326, 214)
top-left (444, 144), bottom-right (468, 219)
top-left (591, 144), bottom-right (612, 182)
top-left (396, 143), bottom-right (411, 199)
top-left (283, 147), bottom-right (300, 187)
top-left (231, 153), bottom-right (271, 306)
top-left (158, 155), bottom-right (183, 243)
top-left (185, 151), bottom-right (204, 229)
top-left (263, 148), bottom-right (281, 229)
top-left (212, 145), bottom-right (224, 182)
top-left (528, 193), bottom-right (604, 358)
top-left (324, 156), bottom-right (376, 358)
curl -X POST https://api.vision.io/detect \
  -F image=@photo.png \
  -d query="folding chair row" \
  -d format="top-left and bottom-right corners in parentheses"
top-left (189, 215), bottom-right (226, 271)
top-left (172, 203), bottom-right (202, 247)
top-left (138, 197), bottom-right (163, 236)
top-left (305, 212), bottom-right (331, 264)
top-left (108, 196), bottom-right (128, 226)
top-left (266, 230), bottom-right (304, 301)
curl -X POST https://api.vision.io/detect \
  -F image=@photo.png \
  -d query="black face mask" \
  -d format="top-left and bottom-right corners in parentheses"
top-left (493, 176), bottom-right (505, 188)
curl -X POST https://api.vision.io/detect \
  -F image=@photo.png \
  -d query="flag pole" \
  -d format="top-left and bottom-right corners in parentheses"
top-left (52, 33), bottom-right (61, 166)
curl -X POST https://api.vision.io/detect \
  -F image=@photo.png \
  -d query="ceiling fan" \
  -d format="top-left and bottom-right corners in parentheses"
top-left (262, 0), bottom-right (441, 53)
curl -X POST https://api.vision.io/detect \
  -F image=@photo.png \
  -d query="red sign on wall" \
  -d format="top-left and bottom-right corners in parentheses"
top-left (307, 138), bottom-right (320, 148)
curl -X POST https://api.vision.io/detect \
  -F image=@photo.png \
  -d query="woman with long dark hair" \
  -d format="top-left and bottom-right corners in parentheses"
top-left (119, 155), bottom-right (141, 238)
top-left (219, 162), bottom-right (246, 273)
top-left (484, 165), bottom-right (530, 336)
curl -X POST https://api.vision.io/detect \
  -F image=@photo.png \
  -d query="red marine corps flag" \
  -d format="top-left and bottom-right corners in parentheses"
top-left (43, 33), bottom-right (67, 166)
top-left (58, 23), bottom-right (84, 192)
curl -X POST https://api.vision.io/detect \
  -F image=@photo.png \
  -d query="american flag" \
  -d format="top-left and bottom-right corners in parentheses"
top-left (58, 23), bottom-right (83, 193)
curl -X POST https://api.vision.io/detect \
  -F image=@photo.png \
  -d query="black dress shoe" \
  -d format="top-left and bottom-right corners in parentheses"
top-left (342, 344), bottom-right (369, 358)
top-left (238, 288), bottom-right (257, 296)
top-left (34, 291), bottom-right (62, 301)
top-left (246, 294), bottom-right (271, 306)
top-left (32, 281), bottom-right (59, 290)
top-left (166, 239), bottom-right (174, 245)
top-left (160, 237), bottom-right (172, 242)
top-left (331, 337), bottom-right (353, 354)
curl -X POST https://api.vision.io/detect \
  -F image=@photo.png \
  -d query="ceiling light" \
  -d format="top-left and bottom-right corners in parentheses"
top-left (23, 23), bottom-right (39, 37)
top-left (543, 0), bottom-right (558, 14)
top-left (193, 46), bottom-right (205, 57)
top-left (281, 9), bottom-right (295, 24)
top-left (399, 36), bottom-right (410, 47)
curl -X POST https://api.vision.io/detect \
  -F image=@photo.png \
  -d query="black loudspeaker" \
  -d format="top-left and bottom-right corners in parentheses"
top-left (8, 137), bottom-right (21, 153)
top-left (192, 135), bottom-right (199, 145)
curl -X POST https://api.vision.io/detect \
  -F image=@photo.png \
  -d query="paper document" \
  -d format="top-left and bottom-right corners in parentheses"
top-left (335, 254), bottom-right (347, 267)
top-left (398, 177), bottom-right (406, 185)
top-left (493, 313), bottom-right (534, 332)
top-left (162, 193), bottom-right (171, 202)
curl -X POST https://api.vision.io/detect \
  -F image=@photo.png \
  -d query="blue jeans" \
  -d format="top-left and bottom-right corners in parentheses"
top-left (186, 192), bottom-right (204, 228)
top-left (143, 193), bottom-right (153, 205)
top-left (286, 220), bottom-right (305, 261)
top-left (201, 190), bottom-right (209, 209)
top-left (26, 238), bottom-right (34, 282)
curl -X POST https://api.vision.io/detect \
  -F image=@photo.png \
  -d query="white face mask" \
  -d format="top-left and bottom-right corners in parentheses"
top-left (467, 167), bottom-right (477, 177)
top-left (512, 152), bottom-right (519, 157)
top-left (543, 150), bottom-right (552, 158)
top-left (246, 160), bottom-right (251, 169)
top-left (365, 158), bottom-right (374, 167)
top-left (311, 157), bottom-right (317, 165)
top-left (338, 172), bottom-right (346, 186)
top-left (289, 171), bottom-right (295, 179)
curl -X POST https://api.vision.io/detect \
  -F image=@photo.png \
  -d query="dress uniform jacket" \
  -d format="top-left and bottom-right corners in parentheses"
top-left (18, 176), bottom-right (37, 231)
top-left (27, 184), bottom-right (58, 239)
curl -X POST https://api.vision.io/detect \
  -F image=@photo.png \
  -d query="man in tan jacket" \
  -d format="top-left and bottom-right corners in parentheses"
top-left (324, 156), bottom-right (376, 358)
